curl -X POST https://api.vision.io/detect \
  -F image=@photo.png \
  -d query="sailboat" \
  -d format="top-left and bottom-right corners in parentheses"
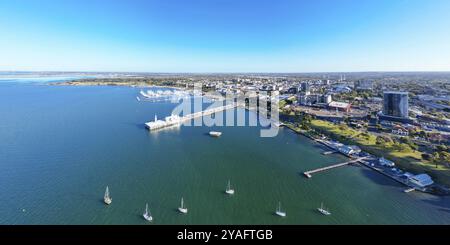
top-left (143, 203), bottom-right (153, 222)
top-left (225, 180), bottom-right (235, 195)
top-left (209, 131), bottom-right (222, 137)
top-left (104, 186), bottom-right (112, 205)
top-left (275, 202), bottom-right (286, 217)
top-left (178, 197), bottom-right (188, 214)
top-left (317, 202), bottom-right (331, 216)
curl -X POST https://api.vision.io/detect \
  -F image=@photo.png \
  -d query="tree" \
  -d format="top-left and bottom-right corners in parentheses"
top-left (409, 143), bottom-right (419, 152)
top-left (440, 152), bottom-right (450, 168)
top-left (436, 144), bottom-right (448, 152)
top-left (376, 124), bottom-right (383, 132)
top-left (432, 152), bottom-right (441, 168)
top-left (422, 153), bottom-right (432, 161)
top-left (344, 116), bottom-right (350, 124)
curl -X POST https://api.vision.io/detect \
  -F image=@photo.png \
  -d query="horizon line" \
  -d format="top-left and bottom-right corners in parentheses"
top-left (2, 70), bottom-right (450, 75)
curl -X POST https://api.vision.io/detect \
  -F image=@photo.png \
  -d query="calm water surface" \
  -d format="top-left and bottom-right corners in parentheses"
top-left (0, 79), bottom-right (449, 224)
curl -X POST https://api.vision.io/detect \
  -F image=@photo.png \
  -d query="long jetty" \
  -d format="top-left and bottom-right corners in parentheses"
top-left (145, 103), bottom-right (237, 131)
top-left (303, 157), bottom-right (368, 178)
top-left (183, 103), bottom-right (237, 121)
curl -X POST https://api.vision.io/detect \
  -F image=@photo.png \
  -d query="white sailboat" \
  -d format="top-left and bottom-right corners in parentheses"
top-left (209, 131), bottom-right (222, 137)
top-left (143, 203), bottom-right (153, 222)
top-left (317, 202), bottom-right (331, 216)
top-left (225, 180), bottom-right (235, 195)
top-left (275, 202), bottom-right (286, 217)
top-left (104, 186), bottom-right (112, 205)
top-left (178, 197), bottom-right (188, 214)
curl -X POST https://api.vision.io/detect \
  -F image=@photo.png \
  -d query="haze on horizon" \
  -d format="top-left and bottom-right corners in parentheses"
top-left (1, 0), bottom-right (450, 73)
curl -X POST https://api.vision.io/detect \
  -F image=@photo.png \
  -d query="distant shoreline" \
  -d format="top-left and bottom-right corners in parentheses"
top-left (50, 79), bottom-right (185, 90)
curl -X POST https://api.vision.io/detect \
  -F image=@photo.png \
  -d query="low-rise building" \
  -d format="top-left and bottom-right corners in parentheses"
top-left (338, 145), bottom-right (361, 156)
top-left (328, 101), bottom-right (351, 113)
top-left (408, 174), bottom-right (434, 188)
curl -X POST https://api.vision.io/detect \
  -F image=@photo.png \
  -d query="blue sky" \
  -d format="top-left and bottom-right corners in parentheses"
top-left (0, 0), bottom-right (449, 72)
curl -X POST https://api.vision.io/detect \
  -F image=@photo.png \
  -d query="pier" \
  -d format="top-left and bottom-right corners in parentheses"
top-left (145, 103), bottom-right (237, 131)
top-left (303, 157), bottom-right (368, 178)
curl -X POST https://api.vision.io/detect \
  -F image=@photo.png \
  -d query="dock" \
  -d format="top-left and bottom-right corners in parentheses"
top-left (303, 157), bottom-right (368, 178)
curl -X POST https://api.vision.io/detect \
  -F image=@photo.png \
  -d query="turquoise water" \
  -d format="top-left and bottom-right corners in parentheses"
top-left (0, 80), bottom-right (449, 224)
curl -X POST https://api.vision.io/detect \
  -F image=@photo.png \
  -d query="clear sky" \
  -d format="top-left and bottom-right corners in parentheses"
top-left (1, 0), bottom-right (450, 73)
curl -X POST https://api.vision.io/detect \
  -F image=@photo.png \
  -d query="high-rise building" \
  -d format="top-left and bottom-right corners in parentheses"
top-left (300, 82), bottom-right (309, 93)
top-left (382, 91), bottom-right (409, 119)
top-left (354, 80), bottom-right (373, 91)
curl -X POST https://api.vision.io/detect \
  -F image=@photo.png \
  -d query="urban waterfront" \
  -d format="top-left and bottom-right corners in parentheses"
top-left (0, 79), bottom-right (449, 224)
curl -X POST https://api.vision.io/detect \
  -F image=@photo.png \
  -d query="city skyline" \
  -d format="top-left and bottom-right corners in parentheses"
top-left (1, 0), bottom-right (450, 73)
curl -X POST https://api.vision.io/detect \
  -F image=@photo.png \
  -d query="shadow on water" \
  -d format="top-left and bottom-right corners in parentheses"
top-left (359, 167), bottom-right (404, 188)
top-left (71, 191), bottom-right (106, 206)
top-left (99, 199), bottom-right (105, 205)
top-left (421, 197), bottom-right (450, 213)
top-left (297, 171), bottom-right (308, 177)
top-left (437, 208), bottom-right (450, 213)
top-left (312, 144), bottom-right (332, 152)
top-left (130, 123), bottom-right (146, 130)
top-left (119, 122), bottom-right (147, 130)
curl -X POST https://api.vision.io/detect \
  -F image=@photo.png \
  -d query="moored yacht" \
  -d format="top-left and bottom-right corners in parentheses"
top-left (275, 202), bottom-right (286, 217)
top-left (178, 197), bottom-right (188, 214)
top-left (317, 202), bottom-right (331, 216)
top-left (209, 131), bottom-right (222, 137)
top-left (225, 180), bottom-right (235, 195)
top-left (104, 186), bottom-right (112, 205)
top-left (143, 203), bottom-right (153, 222)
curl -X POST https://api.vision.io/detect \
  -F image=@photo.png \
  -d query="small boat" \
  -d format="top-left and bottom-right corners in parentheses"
top-left (209, 131), bottom-right (222, 137)
top-left (225, 180), bottom-right (235, 195)
top-left (143, 203), bottom-right (153, 222)
top-left (317, 202), bottom-right (331, 216)
top-left (104, 186), bottom-right (112, 205)
top-left (275, 202), bottom-right (286, 217)
top-left (178, 197), bottom-right (188, 214)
